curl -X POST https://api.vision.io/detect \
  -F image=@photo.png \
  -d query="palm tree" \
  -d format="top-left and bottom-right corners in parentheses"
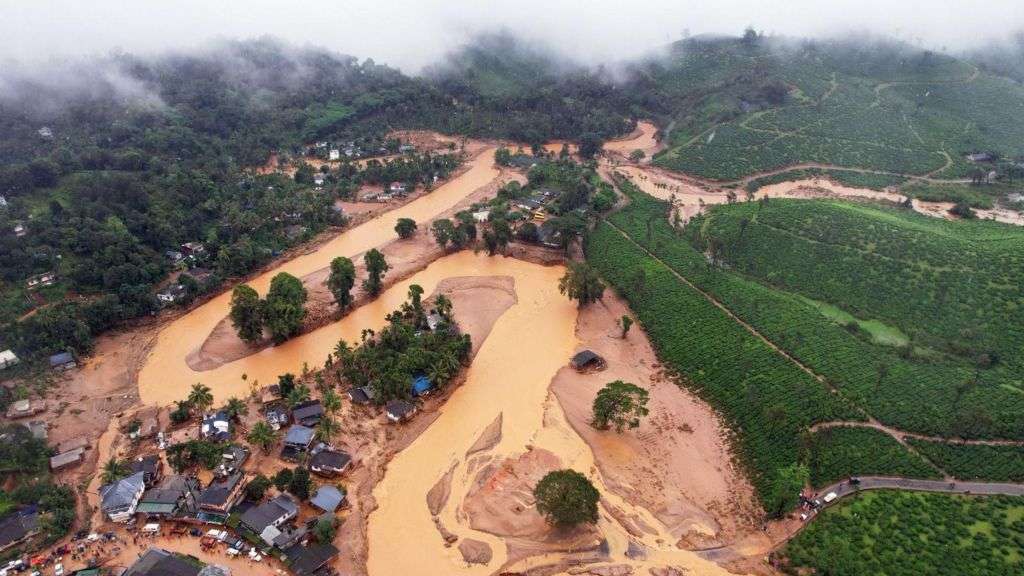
top-left (100, 457), bottom-right (129, 484)
top-left (188, 383), bottom-right (214, 415)
top-left (247, 421), bottom-right (277, 453)
top-left (287, 383), bottom-right (311, 407)
top-left (321, 389), bottom-right (342, 415)
top-left (434, 294), bottom-right (453, 320)
top-left (316, 416), bottom-right (340, 443)
top-left (223, 397), bottom-right (249, 421)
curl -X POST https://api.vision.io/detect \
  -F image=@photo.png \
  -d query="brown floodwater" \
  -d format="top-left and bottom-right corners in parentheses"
top-left (603, 121), bottom-right (660, 158)
top-left (137, 148), bottom-right (499, 406)
top-left (365, 255), bottom-right (738, 576)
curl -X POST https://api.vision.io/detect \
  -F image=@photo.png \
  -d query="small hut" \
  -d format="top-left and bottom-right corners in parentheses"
top-left (570, 350), bottom-right (606, 372)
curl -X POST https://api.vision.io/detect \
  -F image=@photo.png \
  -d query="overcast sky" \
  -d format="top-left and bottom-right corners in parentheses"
top-left (3, 1), bottom-right (1023, 71)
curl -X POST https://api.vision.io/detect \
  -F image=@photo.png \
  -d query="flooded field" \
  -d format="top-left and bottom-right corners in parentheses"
top-left (137, 147), bottom-right (499, 405)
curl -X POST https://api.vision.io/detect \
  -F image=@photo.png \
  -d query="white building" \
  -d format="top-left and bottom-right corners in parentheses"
top-left (0, 349), bottom-right (18, 370)
top-left (328, 149), bottom-right (340, 161)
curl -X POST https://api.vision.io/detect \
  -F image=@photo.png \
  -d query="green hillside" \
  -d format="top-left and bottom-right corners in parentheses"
top-left (641, 37), bottom-right (1024, 181)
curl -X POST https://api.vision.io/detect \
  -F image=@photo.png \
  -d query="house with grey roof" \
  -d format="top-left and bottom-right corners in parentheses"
top-left (99, 471), bottom-right (146, 522)
top-left (198, 470), bottom-right (244, 519)
top-left (239, 494), bottom-right (298, 545)
top-left (122, 548), bottom-right (203, 576)
top-left (309, 486), bottom-right (345, 513)
top-left (0, 511), bottom-right (39, 552)
top-left (309, 445), bottom-right (352, 477)
top-left (137, 476), bottom-right (201, 518)
top-left (281, 425), bottom-right (316, 461)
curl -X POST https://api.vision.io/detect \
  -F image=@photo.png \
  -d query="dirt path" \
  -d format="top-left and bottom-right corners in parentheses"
top-left (809, 420), bottom-right (1024, 448)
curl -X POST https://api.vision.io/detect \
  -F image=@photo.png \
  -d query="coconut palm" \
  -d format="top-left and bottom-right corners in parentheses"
top-left (316, 416), bottom-right (340, 442)
top-left (188, 383), bottom-right (214, 415)
top-left (247, 421), bottom-right (278, 453)
top-left (100, 457), bottom-right (129, 484)
top-left (321, 389), bottom-right (342, 415)
top-left (287, 383), bottom-right (311, 407)
top-left (223, 397), bottom-right (249, 421)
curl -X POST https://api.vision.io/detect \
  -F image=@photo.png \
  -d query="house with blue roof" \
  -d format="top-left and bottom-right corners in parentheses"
top-left (411, 375), bottom-right (433, 397)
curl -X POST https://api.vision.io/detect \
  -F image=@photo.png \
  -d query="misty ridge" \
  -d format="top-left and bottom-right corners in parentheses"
top-left (5, 27), bottom-right (1024, 120)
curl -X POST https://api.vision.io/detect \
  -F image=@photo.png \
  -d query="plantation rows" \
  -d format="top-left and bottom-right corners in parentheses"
top-left (586, 220), bottom-right (859, 506)
top-left (606, 188), bottom-right (1024, 441)
top-left (692, 200), bottom-right (1024, 375)
top-left (782, 490), bottom-right (1024, 576)
top-left (909, 440), bottom-right (1024, 483)
top-left (807, 427), bottom-right (940, 488)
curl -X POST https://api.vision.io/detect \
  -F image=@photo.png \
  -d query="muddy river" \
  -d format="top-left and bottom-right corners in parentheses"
top-left (137, 148), bottom-right (499, 405)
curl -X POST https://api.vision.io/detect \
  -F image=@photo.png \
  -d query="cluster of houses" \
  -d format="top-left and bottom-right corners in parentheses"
top-left (316, 140), bottom-right (415, 163)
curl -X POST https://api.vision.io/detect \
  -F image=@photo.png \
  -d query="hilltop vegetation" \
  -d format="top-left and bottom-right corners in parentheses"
top-left (639, 35), bottom-right (1024, 180)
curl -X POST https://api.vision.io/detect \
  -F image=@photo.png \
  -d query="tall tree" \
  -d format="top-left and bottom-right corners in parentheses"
top-left (326, 256), bottom-right (356, 309)
top-left (264, 272), bottom-right (307, 343)
top-left (363, 249), bottom-right (390, 296)
top-left (229, 284), bottom-right (263, 343)
top-left (100, 457), bottom-right (129, 484)
top-left (431, 218), bottom-right (455, 249)
top-left (558, 262), bottom-right (605, 307)
top-left (188, 383), bottom-right (213, 415)
top-left (592, 380), bottom-right (649, 432)
top-left (247, 421), bottom-right (277, 453)
top-left (395, 218), bottom-right (418, 239)
top-left (533, 469), bottom-right (600, 526)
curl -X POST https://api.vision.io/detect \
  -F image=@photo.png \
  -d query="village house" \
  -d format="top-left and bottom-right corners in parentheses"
top-left (328, 149), bottom-right (340, 161)
top-left (136, 475), bottom-right (201, 519)
top-left (122, 548), bottom-right (202, 576)
top-left (313, 173), bottom-right (326, 187)
top-left (537, 220), bottom-right (562, 249)
top-left (472, 209), bottom-right (490, 223)
top-left (399, 143), bottom-right (415, 153)
top-left (265, 405), bottom-right (289, 430)
top-left (309, 445), bottom-right (352, 477)
top-left (281, 425), bottom-right (316, 461)
top-left (37, 127), bottom-right (53, 139)
top-left (0, 350), bottom-right (19, 370)
top-left (200, 411), bottom-right (231, 442)
top-left (12, 223), bottom-right (26, 237)
top-left (129, 455), bottom-right (165, 488)
top-left (388, 181), bottom-right (407, 195)
top-left (49, 448), bottom-right (85, 471)
top-left (99, 471), bottom-right (147, 522)
top-left (411, 375), bottom-right (433, 397)
top-left (570, 349), bottom-right (606, 372)
top-left (385, 399), bottom-right (416, 423)
top-left (26, 271), bottom-right (56, 290)
top-left (346, 386), bottom-right (374, 405)
top-left (0, 510), bottom-right (39, 553)
top-left (6, 399), bottom-right (45, 420)
top-left (283, 543), bottom-right (339, 576)
top-left (260, 384), bottom-right (282, 405)
top-left (157, 284), bottom-right (187, 305)
top-left (967, 152), bottom-right (995, 162)
top-left (239, 494), bottom-right (299, 546)
top-left (48, 351), bottom-right (76, 371)
top-left (197, 470), bottom-right (244, 520)
top-left (165, 250), bottom-right (184, 264)
top-left (181, 242), bottom-right (206, 257)
top-left (291, 400), bottom-right (324, 427)
top-left (425, 312), bottom-right (445, 332)
top-left (22, 420), bottom-right (47, 440)
top-left (309, 485), bottom-right (345, 513)
top-left (214, 444), bottom-right (249, 478)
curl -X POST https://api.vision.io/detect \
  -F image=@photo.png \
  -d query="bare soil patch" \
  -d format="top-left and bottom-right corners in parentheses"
top-left (551, 293), bottom-right (762, 549)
